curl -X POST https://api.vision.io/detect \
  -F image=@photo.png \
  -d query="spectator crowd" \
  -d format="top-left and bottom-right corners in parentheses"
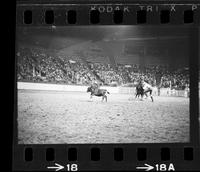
top-left (17, 46), bottom-right (189, 90)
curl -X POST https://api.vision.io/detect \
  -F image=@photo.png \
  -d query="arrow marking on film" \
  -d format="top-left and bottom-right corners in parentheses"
top-left (47, 163), bottom-right (64, 171)
top-left (136, 164), bottom-right (154, 171)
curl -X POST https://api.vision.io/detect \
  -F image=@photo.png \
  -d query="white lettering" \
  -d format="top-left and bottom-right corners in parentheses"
top-left (139, 6), bottom-right (145, 10)
top-left (155, 5), bottom-right (159, 12)
top-left (171, 5), bottom-right (176, 11)
top-left (124, 6), bottom-right (129, 12)
top-left (168, 163), bottom-right (175, 171)
top-left (192, 5), bottom-right (198, 11)
top-left (98, 6), bottom-right (105, 13)
top-left (115, 6), bottom-right (120, 11)
top-left (91, 6), bottom-right (96, 10)
top-left (147, 5), bottom-right (153, 12)
top-left (107, 6), bottom-right (113, 13)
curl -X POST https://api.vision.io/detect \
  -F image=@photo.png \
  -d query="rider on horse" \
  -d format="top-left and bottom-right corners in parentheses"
top-left (141, 80), bottom-right (154, 102)
top-left (87, 81), bottom-right (110, 102)
top-left (135, 80), bottom-right (144, 99)
top-left (135, 76), bottom-right (154, 102)
top-left (92, 80), bottom-right (100, 93)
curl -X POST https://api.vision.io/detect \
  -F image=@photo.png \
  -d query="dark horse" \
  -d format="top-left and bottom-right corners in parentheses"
top-left (135, 82), bottom-right (149, 100)
top-left (87, 86), bottom-right (110, 102)
top-left (135, 82), bottom-right (145, 99)
top-left (135, 81), bottom-right (154, 102)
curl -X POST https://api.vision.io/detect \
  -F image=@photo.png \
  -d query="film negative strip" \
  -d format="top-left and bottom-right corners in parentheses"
top-left (13, 0), bottom-right (200, 171)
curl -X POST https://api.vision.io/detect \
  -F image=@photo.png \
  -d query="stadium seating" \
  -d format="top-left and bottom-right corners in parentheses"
top-left (17, 46), bottom-right (189, 90)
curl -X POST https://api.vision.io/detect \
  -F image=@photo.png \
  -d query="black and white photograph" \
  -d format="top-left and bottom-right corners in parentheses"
top-left (16, 26), bottom-right (190, 144)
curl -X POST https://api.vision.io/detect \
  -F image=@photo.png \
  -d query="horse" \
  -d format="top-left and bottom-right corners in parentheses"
top-left (87, 86), bottom-right (110, 102)
top-left (135, 81), bottom-right (154, 102)
top-left (135, 83), bottom-right (144, 99)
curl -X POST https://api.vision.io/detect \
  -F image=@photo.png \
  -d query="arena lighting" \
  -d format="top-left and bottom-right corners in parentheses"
top-left (102, 25), bottom-right (137, 41)
top-left (101, 26), bottom-right (189, 42)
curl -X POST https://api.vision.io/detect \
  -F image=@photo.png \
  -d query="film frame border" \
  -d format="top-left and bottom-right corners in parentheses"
top-left (13, 1), bottom-right (200, 171)
top-left (16, 2), bottom-right (200, 25)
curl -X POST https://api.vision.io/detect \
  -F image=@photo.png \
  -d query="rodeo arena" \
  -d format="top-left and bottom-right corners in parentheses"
top-left (17, 26), bottom-right (192, 144)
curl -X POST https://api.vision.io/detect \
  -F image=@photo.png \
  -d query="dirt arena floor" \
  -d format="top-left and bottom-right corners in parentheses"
top-left (18, 89), bottom-right (190, 144)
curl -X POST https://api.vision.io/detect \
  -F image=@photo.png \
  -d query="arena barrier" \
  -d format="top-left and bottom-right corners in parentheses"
top-left (159, 88), bottom-right (189, 97)
top-left (118, 86), bottom-right (159, 96)
top-left (17, 82), bottom-right (119, 94)
top-left (18, 82), bottom-right (189, 97)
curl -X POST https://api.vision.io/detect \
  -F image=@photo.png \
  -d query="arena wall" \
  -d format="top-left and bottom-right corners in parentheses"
top-left (17, 82), bottom-right (119, 93)
top-left (17, 82), bottom-right (189, 97)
